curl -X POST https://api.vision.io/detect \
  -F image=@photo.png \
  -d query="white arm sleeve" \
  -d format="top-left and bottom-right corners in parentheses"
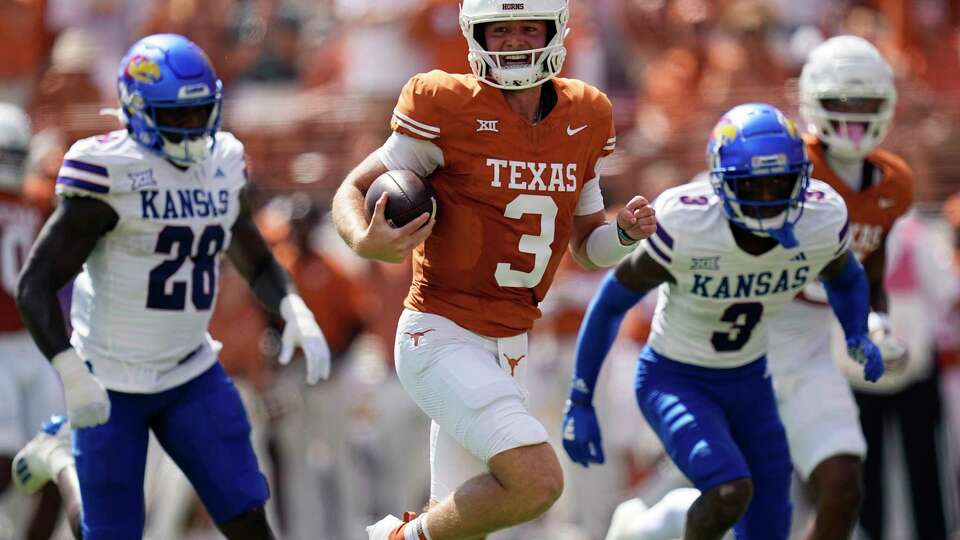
top-left (376, 132), bottom-right (444, 178)
top-left (575, 159), bottom-right (605, 216)
top-left (585, 221), bottom-right (639, 267)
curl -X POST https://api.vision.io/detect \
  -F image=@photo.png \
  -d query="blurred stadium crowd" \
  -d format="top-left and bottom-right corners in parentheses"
top-left (1, 0), bottom-right (960, 539)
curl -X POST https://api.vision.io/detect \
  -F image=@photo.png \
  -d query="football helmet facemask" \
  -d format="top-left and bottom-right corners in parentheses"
top-left (459, 0), bottom-right (570, 90)
top-left (117, 33), bottom-right (223, 165)
top-left (708, 103), bottom-right (812, 248)
top-left (799, 35), bottom-right (896, 160)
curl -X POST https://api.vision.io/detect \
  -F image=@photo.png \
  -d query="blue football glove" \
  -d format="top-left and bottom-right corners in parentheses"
top-left (561, 399), bottom-right (605, 467)
top-left (847, 334), bottom-right (885, 382)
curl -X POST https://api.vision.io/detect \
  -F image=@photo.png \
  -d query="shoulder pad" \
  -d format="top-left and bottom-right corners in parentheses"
top-left (56, 131), bottom-right (141, 198)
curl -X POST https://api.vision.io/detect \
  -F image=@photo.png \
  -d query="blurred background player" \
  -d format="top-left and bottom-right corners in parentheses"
top-left (12, 34), bottom-right (331, 540)
top-left (562, 103), bottom-right (885, 540)
top-left (767, 34), bottom-right (920, 540)
top-left (332, 1), bottom-right (658, 538)
top-left (0, 103), bottom-right (65, 540)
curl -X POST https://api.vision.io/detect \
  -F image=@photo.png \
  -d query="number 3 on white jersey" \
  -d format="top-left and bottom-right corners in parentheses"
top-left (494, 194), bottom-right (557, 288)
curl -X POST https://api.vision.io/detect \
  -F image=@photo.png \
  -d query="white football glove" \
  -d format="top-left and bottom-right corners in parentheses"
top-left (52, 348), bottom-right (110, 428)
top-left (279, 294), bottom-right (331, 384)
top-left (868, 312), bottom-right (908, 372)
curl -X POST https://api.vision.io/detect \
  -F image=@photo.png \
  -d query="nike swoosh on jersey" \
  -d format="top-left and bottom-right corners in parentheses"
top-left (567, 124), bottom-right (588, 136)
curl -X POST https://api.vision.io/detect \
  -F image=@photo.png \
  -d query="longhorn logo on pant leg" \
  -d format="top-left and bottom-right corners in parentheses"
top-left (404, 328), bottom-right (435, 347)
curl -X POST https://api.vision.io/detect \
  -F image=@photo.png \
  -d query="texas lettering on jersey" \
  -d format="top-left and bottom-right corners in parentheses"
top-left (804, 134), bottom-right (913, 260)
top-left (390, 70), bottom-right (616, 337)
top-left (486, 159), bottom-right (577, 192)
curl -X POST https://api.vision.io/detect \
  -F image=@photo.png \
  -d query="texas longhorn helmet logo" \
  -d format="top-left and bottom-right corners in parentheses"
top-left (125, 54), bottom-right (162, 84)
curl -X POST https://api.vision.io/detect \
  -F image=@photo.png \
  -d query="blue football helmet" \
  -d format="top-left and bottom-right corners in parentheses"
top-left (117, 34), bottom-right (223, 165)
top-left (707, 103), bottom-right (811, 248)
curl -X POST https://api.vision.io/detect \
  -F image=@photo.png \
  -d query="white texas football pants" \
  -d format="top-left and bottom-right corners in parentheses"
top-left (769, 300), bottom-right (867, 479)
top-left (394, 309), bottom-right (549, 502)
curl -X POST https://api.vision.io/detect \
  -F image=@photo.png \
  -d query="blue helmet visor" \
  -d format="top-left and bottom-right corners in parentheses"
top-left (151, 102), bottom-right (217, 143)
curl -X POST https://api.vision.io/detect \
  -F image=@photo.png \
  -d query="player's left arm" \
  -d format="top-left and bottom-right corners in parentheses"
top-left (568, 196), bottom-right (657, 271)
top-left (819, 250), bottom-right (884, 382)
top-left (227, 188), bottom-right (331, 383)
top-left (562, 249), bottom-right (672, 467)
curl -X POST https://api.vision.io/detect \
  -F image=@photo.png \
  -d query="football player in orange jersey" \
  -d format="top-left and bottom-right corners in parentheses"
top-left (331, 1), bottom-right (657, 538)
top-left (769, 35), bottom-right (918, 540)
top-left (0, 103), bottom-right (67, 539)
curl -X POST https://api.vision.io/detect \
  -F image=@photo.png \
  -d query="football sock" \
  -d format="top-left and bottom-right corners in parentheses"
top-left (47, 446), bottom-right (75, 486)
top-left (404, 514), bottom-right (432, 540)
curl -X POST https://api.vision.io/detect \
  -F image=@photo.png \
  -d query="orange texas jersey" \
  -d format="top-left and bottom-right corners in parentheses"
top-left (0, 191), bottom-right (43, 333)
top-left (805, 134), bottom-right (913, 261)
top-left (391, 70), bottom-right (616, 337)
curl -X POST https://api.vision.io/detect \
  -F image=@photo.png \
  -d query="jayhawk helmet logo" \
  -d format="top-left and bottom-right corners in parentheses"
top-left (125, 54), bottom-right (162, 84)
top-left (712, 120), bottom-right (739, 146)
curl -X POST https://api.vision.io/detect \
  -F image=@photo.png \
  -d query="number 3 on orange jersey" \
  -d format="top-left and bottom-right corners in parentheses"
top-left (494, 194), bottom-right (558, 288)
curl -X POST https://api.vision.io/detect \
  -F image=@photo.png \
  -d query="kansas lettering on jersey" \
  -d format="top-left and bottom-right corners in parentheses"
top-left (0, 192), bottom-right (43, 332)
top-left (55, 130), bottom-right (246, 392)
top-left (391, 70), bottom-right (616, 337)
top-left (640, 180), bottom-right (850, 368)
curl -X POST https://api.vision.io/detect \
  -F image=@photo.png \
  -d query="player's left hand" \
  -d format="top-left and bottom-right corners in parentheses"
top-left (562, 399), bottom-right (605, 467)
top-left (847, 334), bottom-right (884, 382)
top-left (616, 196), bottom-right (656, 243)
top-left (279, 294), bottom-right (331, 384)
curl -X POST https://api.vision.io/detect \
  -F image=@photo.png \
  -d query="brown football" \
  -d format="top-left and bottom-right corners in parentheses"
top-left (364, 170), bottom-right (436, 227)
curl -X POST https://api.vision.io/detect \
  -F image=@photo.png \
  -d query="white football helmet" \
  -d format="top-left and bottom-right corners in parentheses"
top-left (459, 0), bottom-right (570, 90)
top-left (799, 35), bottom-right (897, 160)
top-left (0, 103), bottom-right (31, 192)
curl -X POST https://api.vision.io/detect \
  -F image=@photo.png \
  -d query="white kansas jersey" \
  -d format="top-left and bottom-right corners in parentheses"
top-left (56, 130), bottom-right (246, 393)
top-left (641, 180), bottom-right (851, 368)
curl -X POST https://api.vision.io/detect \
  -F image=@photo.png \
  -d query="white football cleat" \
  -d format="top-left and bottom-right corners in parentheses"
top-left (367, 511), bottom-right (416, 540)
top-left (605, 497), bottom-right (649, 540)
top-left (12, 415), bottom-right (72, 495)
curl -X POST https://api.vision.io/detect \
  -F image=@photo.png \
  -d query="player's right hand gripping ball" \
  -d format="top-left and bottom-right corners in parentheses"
top-left (365, 170), bottom-right (436, 227)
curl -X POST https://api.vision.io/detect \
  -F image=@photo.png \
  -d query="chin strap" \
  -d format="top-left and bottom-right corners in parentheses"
top-left (768, 222), bottom-right (799, 248)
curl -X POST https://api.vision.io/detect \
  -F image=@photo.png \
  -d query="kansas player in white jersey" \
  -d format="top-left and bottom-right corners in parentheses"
top-left (13, 34), bottom-right (330, 540)
top-left (561, 104), bottom-right (884, 540)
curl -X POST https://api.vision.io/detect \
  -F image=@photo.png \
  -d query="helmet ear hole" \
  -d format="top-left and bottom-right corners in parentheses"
top-left (545, 22), bottom-right (557, 44)
top-left (473, 24), bottom-right (487, 50)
